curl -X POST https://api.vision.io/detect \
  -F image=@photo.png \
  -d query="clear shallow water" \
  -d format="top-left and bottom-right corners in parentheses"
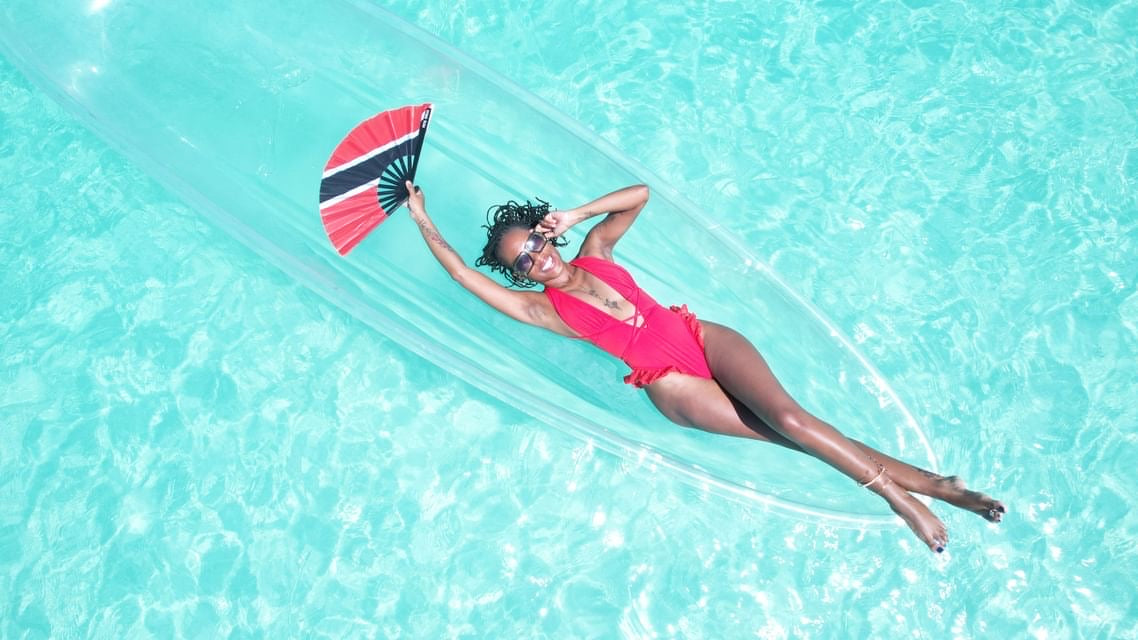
top-left (2, 2), bottom-right (1137, 639)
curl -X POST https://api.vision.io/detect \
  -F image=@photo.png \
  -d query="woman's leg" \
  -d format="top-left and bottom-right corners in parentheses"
top-left (647, 377), bottom-right (933, 493)
top-left (646, 374), bottom-right (1004, 522)
top-left (848, 440), bottom-right (1005, 522)
top-left (646, 372), bottom-right (943, 551)
top-left (691, 321), bottom-right (953, 552)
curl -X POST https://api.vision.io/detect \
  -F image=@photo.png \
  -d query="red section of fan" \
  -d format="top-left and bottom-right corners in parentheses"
top-left (319, 103), bottom-right (432, 255)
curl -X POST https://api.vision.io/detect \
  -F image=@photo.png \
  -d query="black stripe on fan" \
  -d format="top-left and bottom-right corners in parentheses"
top-left (319, 137), bottom-right (419, 204)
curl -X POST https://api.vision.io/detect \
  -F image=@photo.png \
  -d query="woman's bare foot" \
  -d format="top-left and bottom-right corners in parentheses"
top-left (877, 479), bottom-right (949, 553)
top-left (934, 476), bottom-right (1006, 523)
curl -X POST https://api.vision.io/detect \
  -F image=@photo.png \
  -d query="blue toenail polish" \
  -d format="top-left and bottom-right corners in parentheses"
top-left (936, 546), bottom-right (943, 553)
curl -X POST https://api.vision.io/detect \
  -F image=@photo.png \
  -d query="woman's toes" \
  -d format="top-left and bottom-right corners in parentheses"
top-left (924, 525), bottom-right (948, 553)
top-left (988, 502), bottom-right (1007, 522)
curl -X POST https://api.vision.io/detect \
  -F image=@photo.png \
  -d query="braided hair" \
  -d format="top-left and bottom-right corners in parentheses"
top-left (475, 198), bottom-right (570, 288)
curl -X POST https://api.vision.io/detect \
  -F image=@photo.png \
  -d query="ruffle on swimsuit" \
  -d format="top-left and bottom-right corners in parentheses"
top-left (623, 303), bottom-right (708, 387)
top-left (544, 256), bottom-right (713, 388)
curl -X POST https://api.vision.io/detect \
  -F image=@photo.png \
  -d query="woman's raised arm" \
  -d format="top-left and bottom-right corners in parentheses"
top-left (405, 181), bottom-right (550, 327)
top-left (541, 184), bottom-right (649, 260)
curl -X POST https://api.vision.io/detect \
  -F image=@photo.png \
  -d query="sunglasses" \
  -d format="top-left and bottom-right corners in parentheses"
top-left (512, 231), bottom-right (548, 276)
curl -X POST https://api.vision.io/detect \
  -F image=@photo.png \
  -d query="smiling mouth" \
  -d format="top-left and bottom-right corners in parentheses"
top-left (541, 255), bottom-right (554, 272)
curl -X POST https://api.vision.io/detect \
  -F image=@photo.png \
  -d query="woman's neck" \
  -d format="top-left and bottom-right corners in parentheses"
top-left (544, 262), bottom-right (580, 290)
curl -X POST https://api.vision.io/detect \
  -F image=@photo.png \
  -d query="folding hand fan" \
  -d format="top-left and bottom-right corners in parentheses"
top-left (319, 103), bottom-right (432, 255)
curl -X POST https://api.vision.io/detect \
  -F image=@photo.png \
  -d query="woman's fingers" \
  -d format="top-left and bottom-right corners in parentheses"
top-left (403, 180), bottom-right (425, 214)
top-left (534, 211), bottom-right (571, 239)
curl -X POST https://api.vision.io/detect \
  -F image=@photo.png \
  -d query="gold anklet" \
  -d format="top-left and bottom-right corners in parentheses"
top-left (858, 465), bottom-right (886, 489)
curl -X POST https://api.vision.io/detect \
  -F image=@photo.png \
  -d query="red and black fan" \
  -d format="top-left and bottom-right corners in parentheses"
top-left (319, 103), bottom-right (432, 255)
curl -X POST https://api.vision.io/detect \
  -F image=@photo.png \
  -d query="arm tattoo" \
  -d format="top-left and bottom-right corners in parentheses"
top-left (416, 217), bottom-right (455, 253)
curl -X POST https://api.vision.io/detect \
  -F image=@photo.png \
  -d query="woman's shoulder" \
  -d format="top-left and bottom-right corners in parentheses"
top-left (571, 251), bottom-right (635, 285)
top-left (573, 248), bottom-right (616, 264)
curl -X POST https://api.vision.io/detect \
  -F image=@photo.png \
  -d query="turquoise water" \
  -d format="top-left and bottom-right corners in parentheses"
top-left (2, 1), bottom-right (1137, 639)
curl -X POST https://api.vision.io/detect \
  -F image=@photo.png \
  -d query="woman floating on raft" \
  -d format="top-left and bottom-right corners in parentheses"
top-left (404, 180), bottom-right (1004, 552)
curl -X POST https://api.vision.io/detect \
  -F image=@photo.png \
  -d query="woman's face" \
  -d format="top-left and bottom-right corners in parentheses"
top-left (498, 226), bottom-right (564, 284)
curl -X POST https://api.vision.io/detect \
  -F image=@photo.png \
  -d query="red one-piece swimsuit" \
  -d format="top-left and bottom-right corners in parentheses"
top-left (543, 255), bottom-right (714, 387)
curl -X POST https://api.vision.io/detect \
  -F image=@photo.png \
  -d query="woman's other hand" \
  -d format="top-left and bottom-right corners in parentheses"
top-left (535, 209), bottom-right (578, 238)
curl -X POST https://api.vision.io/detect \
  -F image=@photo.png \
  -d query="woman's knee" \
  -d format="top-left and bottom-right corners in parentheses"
top-left (770, 406), bottom-right (812, 436)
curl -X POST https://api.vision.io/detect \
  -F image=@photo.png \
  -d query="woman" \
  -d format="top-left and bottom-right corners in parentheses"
top-left (404, 180), bottom-right (1004, 553)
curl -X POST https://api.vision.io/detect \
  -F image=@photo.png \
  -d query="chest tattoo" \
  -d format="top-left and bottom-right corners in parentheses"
top-left (585, 287), bottom-right (623, 310)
